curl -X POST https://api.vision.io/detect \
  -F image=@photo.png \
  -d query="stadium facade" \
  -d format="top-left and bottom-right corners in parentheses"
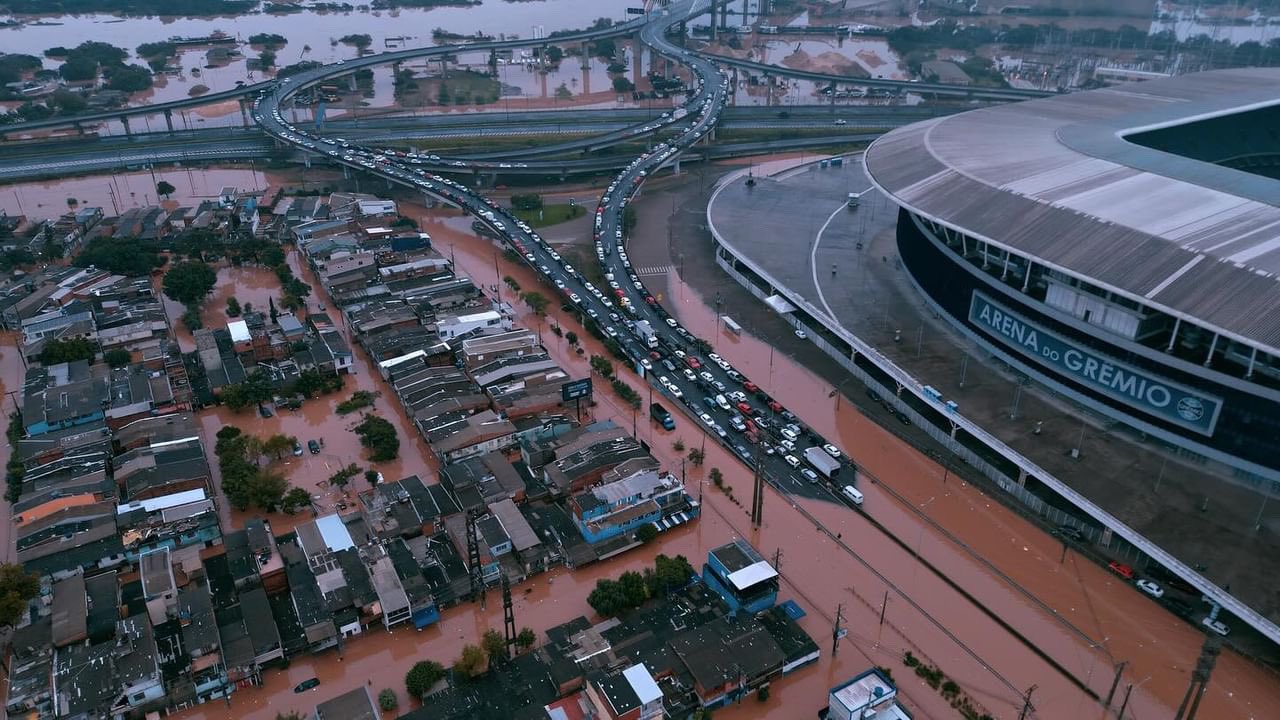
top-left (864, 68), bottom-right (1280, 483)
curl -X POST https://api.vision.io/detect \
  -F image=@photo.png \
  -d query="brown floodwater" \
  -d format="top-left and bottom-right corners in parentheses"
top-left (0, 167), bottom-right (269, 218)
top-left (3, 170), bottom-right (1273, 718)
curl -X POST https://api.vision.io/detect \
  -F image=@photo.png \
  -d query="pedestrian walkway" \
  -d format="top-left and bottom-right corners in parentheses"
top-left (636, 265), bottom-right (674, 275)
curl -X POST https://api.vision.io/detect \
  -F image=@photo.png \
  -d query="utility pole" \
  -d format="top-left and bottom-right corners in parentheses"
top-left (501, 574), bottom-right (516, 659)
top-left (1105, 660), bottom-right (1128, 708)
top-left (750, 448), bottom-right (765, 527)
top-left (1175, 636), bottom-right (1221, 720)
top-left (772, 547), bottom-right (782, 572)
top-left (1118, 683), bottom-right (1134, 719)
top-left (831, 604), bottom-right (845, 657)
top-left (1017, 685), bottom-right (1036, 720)
top-left (466, 508), bottom-right (485, 608)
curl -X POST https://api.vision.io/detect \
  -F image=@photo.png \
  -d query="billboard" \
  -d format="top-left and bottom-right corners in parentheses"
top-left (561, 378), bottom-right (594, 402)
top-left (969, 291), bottom-right (1222, 436)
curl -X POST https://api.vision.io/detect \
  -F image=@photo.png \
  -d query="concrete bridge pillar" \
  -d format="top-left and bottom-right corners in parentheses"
top-left (120, 115), bottom-right (132, 135)
top-left (580, 42), bottom-right (590, 70)
top-left (671, 158), bottom-right (681, 175)
top-left (164, 109), bottom-right (174, 133)
top-left (632, 35), bottom-right (643, 87)
top-left (303, 154), bottom-right (312, 169)
top-left (342, 164), bottom-right (351, 179)
top-left (1017, 468), bottom-right (1028, 487)
top-left (74, 121), bottom-right (85, 136)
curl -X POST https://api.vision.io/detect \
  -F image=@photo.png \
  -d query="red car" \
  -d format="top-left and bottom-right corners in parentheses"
top-left (736, 402), bottom-right (752, 415)
top-left (743, 381), bottom-right (758, 393)
top-left (1108, 561), bottom-right (1134, 580)
top-left (685, 356), bottom-right (701, 370)
top-left (768, 401), bottom-right (783, 413)
top-left (614, 289), bottom-right (625, 298)
top-left (645, 296), bottom-right (657, 306)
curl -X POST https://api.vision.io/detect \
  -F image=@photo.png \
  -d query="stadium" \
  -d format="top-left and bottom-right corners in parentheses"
top-left (863, 68), bottom-right (1280, 484)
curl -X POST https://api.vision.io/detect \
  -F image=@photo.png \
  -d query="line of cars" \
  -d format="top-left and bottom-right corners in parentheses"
top-left (1057, 524), bottom-right (1232, 636)
top-left (256, 0), bottom-right (865, 506)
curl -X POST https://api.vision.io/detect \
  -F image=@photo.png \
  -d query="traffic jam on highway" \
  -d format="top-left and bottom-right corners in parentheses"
top-left (255, 0), bottom-right (866, 507)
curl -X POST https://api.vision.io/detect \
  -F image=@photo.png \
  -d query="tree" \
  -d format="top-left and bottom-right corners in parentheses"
top-left (104, 348), bottom-right (131, 368)
top-left (587, 578), bottom-right (631, 617)
top-left (268, 296), bottom-right (278, 322)
top-left (521, 291), bottom-right (549, 316)
top-left (275, 713), bottom-right (305, 720)
top-left (511, 193), bottom-right (543, 211)
top-left (258, 49), bottom-right (277, 69)
top-left (565, 331), bottom-right (578, 345)
top-left (104, 63), bottom-right (153, 92)
top-left (589, 354), bottom-right (614, 378)
top-left (378, 688), bottom-right (398, 711)
top-left (554, 83), bottom-right (572, 100)
top-left (261, 245), bottom-right (286, 268)
top-left (406, 660), bottom-right (446, 699)
top-left (365, 469), bottom-right (380, 486)
top-left (37, 337), bottom-right (96, 365)
top-left (156, 180), bottom-right (175, 199)
top-left (618, 570), bottom-right (647, 607)
top-left (226, 297), bottom-right (242, 317)
top-left (162, 261), bottom-right (217, 306)
top-left (648, 554), bottom-right (694, 596)
top-left (635, 524), bottom-right (659, 544)
top-left (0, 564), bottom-right (39, 628)
top-left (354, 415), bottom-right (400, 462)
top-left (329, 463), bottom-right (360, 490)
top-left (516, 627), bottom-right (536, 650)
top-left (709, 467), bottom-right (724, 487)
top-left (75, 237), bottom-right (165, 276)
top-left (281, 487), bottom-right (312, 514)
top-left (481, 628), bottom-right (508, 662)
top-left (261, 433), bottom-right (296, 460)
top-left (612, 76), bottom-right (634, 93)
top-left (673, 439), bottom-right (685, 452)
top-left (453, 644), bottom-right (487, 678)
top-left (688, 448), bottom-right (705, 467)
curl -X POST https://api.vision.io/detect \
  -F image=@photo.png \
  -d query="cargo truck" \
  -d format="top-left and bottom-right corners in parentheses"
top-left (650, 402), bottom-right (675, 430)
top-left (634, 320), bottom-right (659, 348)
top-left (804, 446), bottom-right (841, 479)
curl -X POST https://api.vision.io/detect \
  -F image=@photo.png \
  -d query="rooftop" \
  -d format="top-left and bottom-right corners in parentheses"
top-left (866, 67), bottom-right (1280, 357)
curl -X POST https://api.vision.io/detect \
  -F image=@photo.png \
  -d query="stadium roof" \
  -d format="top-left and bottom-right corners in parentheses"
top-left (865, 67), bottom-right (1280, 356)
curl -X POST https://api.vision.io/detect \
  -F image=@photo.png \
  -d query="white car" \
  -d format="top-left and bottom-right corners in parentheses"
top-left (640, 359), bottom-right (652, 370)
top-left (783, 454), bottom-right (801, 468)
top-left (1135, 580), bottom-right (1163, 598)
top-left (1202, 617), bottom-right (1230, 636)
top-left (780, 427), bottom-right (799, 442)
top-left (795, 329), bottom-right (808, 339)
top-left (668, 385), bottom-right (683, 399)
top-left (665, 318), bottom-right (679, 328)
top-left (698, 412), bottom-right (715, 427)
top-left (822, 444), bottom-right (841, 459)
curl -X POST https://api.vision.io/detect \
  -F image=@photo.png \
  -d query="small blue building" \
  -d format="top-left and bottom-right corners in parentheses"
top-left (702, 539), bottom-right (778, 615)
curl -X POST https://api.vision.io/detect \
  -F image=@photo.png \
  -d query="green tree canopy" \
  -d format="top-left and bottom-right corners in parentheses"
top-left (162, 261), bottom-right (217, 306)
top-left (75, 237), bottom-right (165, 275)
top-left (405, 660), bottom-right (446, 699)
top-left (156, 180), bottom-right (175, 199)
top-left (104, 348), bottom-right (131, 367)
top-left (481, 628), bottom-right (507, 662)
top-left (0, 564), bottom-right (39, 628)
top-left (37, 337), bottom-right (96, 366)
top-left (453, 644), bottom-right (487, 678)
top-left (353, 415), bottom-right (399, 462)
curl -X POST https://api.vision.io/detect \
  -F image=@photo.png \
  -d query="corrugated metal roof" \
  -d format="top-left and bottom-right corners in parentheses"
top-left (865, 67), bottom-right (1280, 354)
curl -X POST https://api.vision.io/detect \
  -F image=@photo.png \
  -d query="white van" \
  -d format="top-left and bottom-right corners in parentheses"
top-left (841, 485), bottom-right (864, 506)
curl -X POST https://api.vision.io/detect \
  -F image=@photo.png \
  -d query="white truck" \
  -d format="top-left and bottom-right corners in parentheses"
top-left (672, 107), bottom-right (688, 121)
top-left (804, 446), bottom-right (841, 480)
top-left (634, 320), bottom-right (659, 348)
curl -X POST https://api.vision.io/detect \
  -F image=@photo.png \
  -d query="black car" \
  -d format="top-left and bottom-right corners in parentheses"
top-left (307, 439), bottom-right (321, 454)
top-left (1055, 524), bottom-right (1087, 543)
top-left (1163, 597), bottom-right (1194, 618)
top-left (258, 404), bottom-right (273, 418)
top-left (294, 678), bottom-right (320, 693)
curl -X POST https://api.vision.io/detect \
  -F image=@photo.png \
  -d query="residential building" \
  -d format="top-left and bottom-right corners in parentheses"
top-left (568, 469), bottom-right (696, 545)
top-left (828, 668), bottom-right (912, 720)
top-left (702, 539), bottom-right (779, 615)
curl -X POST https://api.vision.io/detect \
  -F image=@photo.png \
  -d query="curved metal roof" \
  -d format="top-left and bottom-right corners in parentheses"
top-left (864, 67), bottom-right (1280, 356)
